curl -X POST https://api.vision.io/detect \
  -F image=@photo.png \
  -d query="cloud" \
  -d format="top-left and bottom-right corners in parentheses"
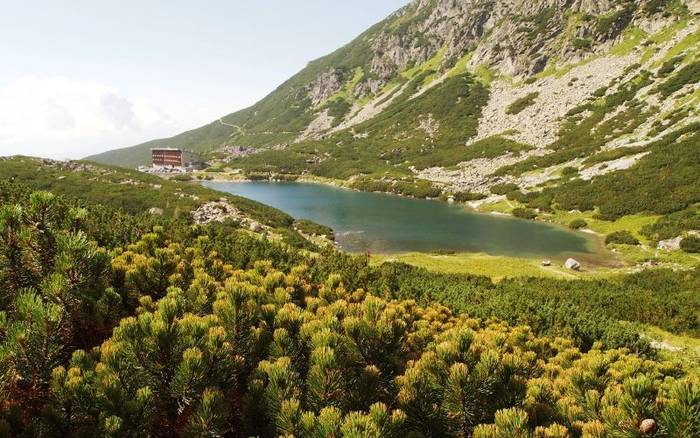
top-left (0, 74), bottom-right (180, 159)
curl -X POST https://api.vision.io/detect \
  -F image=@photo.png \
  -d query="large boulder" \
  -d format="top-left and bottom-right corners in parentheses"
top-left (657, 236), bottom-right (683, 251)
top-left (564, 258), bottom-right (581, 271)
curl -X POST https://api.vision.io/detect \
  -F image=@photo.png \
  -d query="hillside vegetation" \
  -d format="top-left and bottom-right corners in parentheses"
top-left (1, 165), bottom-right (700, 436)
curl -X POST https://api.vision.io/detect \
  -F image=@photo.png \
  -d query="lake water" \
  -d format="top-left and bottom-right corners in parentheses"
top-left (204, 181), bottom-right (599, 257)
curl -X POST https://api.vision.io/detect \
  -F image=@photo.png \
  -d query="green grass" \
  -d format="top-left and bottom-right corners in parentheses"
top-left (473, 64), bottom-right (496, 85)
top-left (609, 27), bottom-right (648, 56)
top-left (476, 199), bottom-right (523, 214)
top-left (644, 325), bottom-right (700, 369)
top-left (372, 252), bottom-right (582, 281)
top-left (544, 211), bottom-right (660, 244)
top-left (655, 24), bottom-right (700, 66)
top-left (401, 45), bottom-right (447, 79)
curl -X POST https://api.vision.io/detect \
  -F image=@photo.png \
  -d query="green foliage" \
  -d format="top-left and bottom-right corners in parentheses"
top-left (512, 208), bottom-right (538, 220)
top-left (596, 4), bottom-right (636, 36)
top-left (572, 38), bottom-right (593, 50)
top-left (658, 55), bottom-right (684, 76)
top-left (655, 59), bottom-right (700, 97)
top-left (605, 230), bottom-right (641, 246)
top-left (506, 92), bottom-right (540, 115)
top-left (170, 174), bottom-right (194, 182)
top-left (642, 207), bottom-right (700, 242)
top-left (680, 236), bottom-right (700, 253)
top-left (1, 184), bottom-right (700, 436)
top-left (350, 177), bottom-right (441, 199)
top-left (452, 191), bottom-right (487, 203)
top-left (568, 218), bottom-right (588, 230)
top-left (550, 123), bottom-right (700, 220)
top-left (326, 98), bottom-right (352, 123)
top-left (490, 183), bottom-right (520, 195)
top-left (0, 156), bottom-right (295, 228)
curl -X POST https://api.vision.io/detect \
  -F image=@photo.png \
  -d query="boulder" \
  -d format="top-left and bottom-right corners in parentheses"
top-left (564, 258), bottom-right (581, 271)
top-left (639, 419), bottom-right (656, 434)
top-left (249, 221), bottom-right (263, 232)
top-left (657, 236), bottom-right (683, 251)
top-left (148, 207), bottom-right (164, 216)
top-left (541, 260), bottom-right (552, 267)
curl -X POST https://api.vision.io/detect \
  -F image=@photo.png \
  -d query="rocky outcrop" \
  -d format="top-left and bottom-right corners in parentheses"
top-left (191, 200), bottom-right (242, 225)
top-left (365, 0), bottom-right (631, 83)
top-left (309, 69), bottom-right (345, 107)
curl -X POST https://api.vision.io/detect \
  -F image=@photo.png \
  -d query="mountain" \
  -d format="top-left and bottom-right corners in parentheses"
top-left (88, 0), bottom-right (700, 213)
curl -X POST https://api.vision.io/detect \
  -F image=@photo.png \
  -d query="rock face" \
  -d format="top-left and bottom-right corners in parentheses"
top-left (309, 69), bottom-right (345, 107)
top-left (565, 258), bottom-right (581, 271)
top-left (365, 0), bottom-right (625, 86)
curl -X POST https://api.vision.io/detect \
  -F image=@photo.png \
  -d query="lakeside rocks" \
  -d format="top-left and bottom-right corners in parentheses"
top-left (565, 258), bottom-right (581, 271)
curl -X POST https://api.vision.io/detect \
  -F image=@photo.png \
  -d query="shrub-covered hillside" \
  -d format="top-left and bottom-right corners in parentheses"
top-left (0, 156), bottom-right (295, 228)
top-left (1, 181), bottom-right (699, 436)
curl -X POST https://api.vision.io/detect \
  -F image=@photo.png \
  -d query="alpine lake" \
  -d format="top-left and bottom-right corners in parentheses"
top-left (204, 181), bottom-right (611, 267)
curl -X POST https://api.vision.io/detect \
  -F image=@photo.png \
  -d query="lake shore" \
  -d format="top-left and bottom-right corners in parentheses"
top-left (193, 173), bottom-right (698, 275)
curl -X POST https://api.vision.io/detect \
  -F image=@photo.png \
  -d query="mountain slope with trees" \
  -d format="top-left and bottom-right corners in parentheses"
top-left (1, 164), bottom-right (699, 436)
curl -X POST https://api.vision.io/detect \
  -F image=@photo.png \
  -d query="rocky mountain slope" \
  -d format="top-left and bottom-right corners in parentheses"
top-left (89, 0), bottom-right (700, 221)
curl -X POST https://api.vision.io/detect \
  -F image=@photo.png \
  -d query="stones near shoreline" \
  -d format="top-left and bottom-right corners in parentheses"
top-left (564, 258), bottom-right (581, 271)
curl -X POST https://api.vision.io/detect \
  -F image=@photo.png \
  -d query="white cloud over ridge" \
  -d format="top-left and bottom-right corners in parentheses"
top-left (0, 75), bottom-right (186, 159)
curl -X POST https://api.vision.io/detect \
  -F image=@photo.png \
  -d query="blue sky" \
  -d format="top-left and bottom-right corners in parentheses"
top-left (0, 0), bottom-right (409, 159)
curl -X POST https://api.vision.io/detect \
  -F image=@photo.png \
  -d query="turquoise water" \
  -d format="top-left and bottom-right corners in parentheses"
top-left (204, 181), bottom-right (597, 257)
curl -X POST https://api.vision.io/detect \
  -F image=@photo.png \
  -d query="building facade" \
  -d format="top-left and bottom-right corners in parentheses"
top-left (151, 148), bottom-right (205, 171)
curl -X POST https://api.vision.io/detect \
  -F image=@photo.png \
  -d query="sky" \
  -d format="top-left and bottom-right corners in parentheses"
top-left (0, 0), bottom-right (409, 159)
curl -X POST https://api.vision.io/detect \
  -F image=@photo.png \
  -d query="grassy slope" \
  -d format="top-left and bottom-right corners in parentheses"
top-left (372, 252), bottom-right (582, 281)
